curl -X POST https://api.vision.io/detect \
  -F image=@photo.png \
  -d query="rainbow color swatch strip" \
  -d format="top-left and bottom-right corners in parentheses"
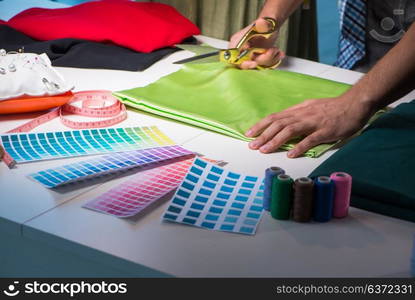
top-left (84, 158), bottom-right (196, 218)
top-left (0, 126), bottom-right (174, 164)
top-left (162, 158), bottom-right (264, 235)
top-left (28, 146), bottom-right (194, 188)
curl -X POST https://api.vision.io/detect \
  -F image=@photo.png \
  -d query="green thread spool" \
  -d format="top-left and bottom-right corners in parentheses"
top-left (271, 174), bottom-right (293, 220)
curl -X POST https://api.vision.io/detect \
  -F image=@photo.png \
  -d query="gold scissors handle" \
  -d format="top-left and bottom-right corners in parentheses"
top-left (219, 48), bottom-right (281, 70)
top-left (235, 17), bottom-right (277, 49)
top-left (220, 17), bottom-right (280, 69)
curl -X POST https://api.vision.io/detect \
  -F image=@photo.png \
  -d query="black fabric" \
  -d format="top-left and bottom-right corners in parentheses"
top-left (0, 25), bottom-right (195, 71)
top-left (309, 101), bottom-right (415, 223)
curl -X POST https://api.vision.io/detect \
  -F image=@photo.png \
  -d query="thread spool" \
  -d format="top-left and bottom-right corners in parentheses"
top-left (313, 176), bottom-right (334, 222)
top-left (330, 172), bottom-right (352, 218)
top-left (263, 167), bottom-right (285, 211)
top-left (270, 174), bottom-right (293, 220)
top-left (293, 177), bottom-right (314, 222)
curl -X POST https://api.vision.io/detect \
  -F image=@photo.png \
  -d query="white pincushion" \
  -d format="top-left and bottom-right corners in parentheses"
top-left (0, 51), bottom-right (73, 100)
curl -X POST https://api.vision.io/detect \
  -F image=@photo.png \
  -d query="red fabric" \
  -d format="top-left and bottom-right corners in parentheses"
top-left (7, 0), bottom-right (200, 53)
top-left (0, 20), bottom-right (5, 25)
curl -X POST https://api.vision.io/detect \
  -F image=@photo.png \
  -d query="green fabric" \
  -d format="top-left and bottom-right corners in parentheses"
top-left (115, 62), bottom-right (350, 157)
top-left (151, 0), bottom-right (318, 61)
top-left (309, 101), bottom-right (415, 222)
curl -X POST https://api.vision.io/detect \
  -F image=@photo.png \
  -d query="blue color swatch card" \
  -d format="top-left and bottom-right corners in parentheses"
top-left (162, 158), bottom-right (264, 235)
top-left (0, 126), bottom-right (174, 164)
top-left (28, 145), bottom-right (193, 188)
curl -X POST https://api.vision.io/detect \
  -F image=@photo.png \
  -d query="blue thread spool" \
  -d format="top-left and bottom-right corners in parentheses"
top-left (263, 167), bottom-right (285, 211)
top-left (313, 176), bottom-right (334, 222)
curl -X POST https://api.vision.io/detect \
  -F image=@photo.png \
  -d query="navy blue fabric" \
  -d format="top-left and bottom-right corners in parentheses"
top-left (0, 25), bottom-right (195, 71)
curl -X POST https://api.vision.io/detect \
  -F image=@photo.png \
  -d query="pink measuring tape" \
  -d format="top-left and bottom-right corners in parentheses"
top-left (1, 90), bottom-right (127, 168)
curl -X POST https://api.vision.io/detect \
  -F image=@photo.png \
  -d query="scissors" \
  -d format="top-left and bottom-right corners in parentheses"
top-left (173, 17), bottom-right (281, 69)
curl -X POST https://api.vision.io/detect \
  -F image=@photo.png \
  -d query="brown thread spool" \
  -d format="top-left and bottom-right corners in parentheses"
top-left (293, 177), bottom-right (314, 222)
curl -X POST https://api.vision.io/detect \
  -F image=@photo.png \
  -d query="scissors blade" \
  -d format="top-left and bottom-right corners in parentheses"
top-left (173, 51), bottom-right (219, 64)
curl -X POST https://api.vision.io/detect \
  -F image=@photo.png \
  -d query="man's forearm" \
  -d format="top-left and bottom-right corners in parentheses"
top-left (258, 0), bottom-right (304, 27)
top-left (344, 23), bottom-right (415, 112)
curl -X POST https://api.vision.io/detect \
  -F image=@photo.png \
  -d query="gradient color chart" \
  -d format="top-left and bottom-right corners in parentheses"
top-left (28, 145), bottom-right (194, 188)
top-left (0, 126), bottom-right (174, 164)
top-left (83, 157), bottom-right (197, 218)
top-left (163, 158), bottom-right (264, 235)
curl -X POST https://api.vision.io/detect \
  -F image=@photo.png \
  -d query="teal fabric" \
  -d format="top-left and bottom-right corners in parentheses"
top-left (115, 62), bottom-right (351, 157)
top-left (309, 101), bottom-right (415, 222)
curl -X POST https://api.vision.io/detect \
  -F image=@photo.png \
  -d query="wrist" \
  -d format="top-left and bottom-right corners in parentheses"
top-left (343, 88), bottom-right (383, 113)
top-left (258, 3), bottom-right (286, 30)
top-left (258, 0), bottom-right (304, 29)
top-left (258, 14), bottom-right (284, 32)
top-left (338, 91), bottom-right (379, 122)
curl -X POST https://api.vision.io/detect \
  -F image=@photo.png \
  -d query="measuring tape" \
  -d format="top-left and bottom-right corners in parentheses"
top-left (1, 90), bottom-right (127, 169)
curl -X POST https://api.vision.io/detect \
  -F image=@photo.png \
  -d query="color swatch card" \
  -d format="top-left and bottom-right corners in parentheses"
top-left (83, 157), bottom-right (196, 218)
top-left (162, 158), bottom-right (264, 235)
top-left (28, 145), bottom-right (194, 188)
top-left (0, 126), bottom-right (174, 164)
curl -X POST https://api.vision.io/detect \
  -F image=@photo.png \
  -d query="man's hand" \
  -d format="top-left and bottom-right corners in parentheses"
top-left (229, 18), bottom-right (285, 69)
top-left (245, 96), bottom-right (374, 157)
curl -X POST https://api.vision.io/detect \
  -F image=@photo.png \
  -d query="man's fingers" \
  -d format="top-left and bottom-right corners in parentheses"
top-left (245, 115), bottom-right (273, 138)
top-left (287, 130), bottom-right (327, 158)
top-left (255, 48), bottom-right (283, 67)
top-left (259, 124), bottom-right (305, 153)
top-left (229, 22), bottom-right (254, 48)
top-left (240, 47), bottom-right (282, 69)
top-left (248, 118), bottom-right (294, 149)
top-left (240, 60), bottom-right (258, 70)
top-left (245, 112), bottom-right (292, 137)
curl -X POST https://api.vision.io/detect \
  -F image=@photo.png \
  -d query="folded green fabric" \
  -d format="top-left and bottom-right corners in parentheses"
top-left (309, 101), bottom-right (415, 222)
top-left (115, 62), bottom-right (350, 157)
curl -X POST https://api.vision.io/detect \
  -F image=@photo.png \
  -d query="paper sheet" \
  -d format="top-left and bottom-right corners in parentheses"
top-left (83, 157), bottom-right (196, 218)
top-left (28, 145), bottom-right (193, 188)
top-left (0, 126), bottom-right (174, 163)
top-left (162, 158), bottom-right (264, 235)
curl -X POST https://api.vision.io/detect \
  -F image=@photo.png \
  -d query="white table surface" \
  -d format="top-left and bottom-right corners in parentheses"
top-left (1, 36), bottom-right (414, 277)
